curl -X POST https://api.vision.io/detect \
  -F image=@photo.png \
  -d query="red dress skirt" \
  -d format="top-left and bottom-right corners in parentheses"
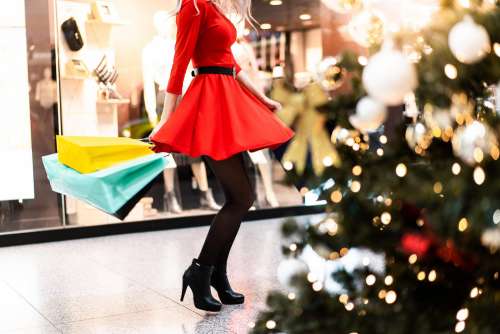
top-left (152, 73), bottom-right (295, 161)
top-left (150, 0), bottom-right (295, 161)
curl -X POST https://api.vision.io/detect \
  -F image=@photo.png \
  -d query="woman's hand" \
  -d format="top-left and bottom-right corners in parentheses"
top-left (261, 96), bottom-right (282, 111)
top-left (236, 71), bottom-right (282, 111)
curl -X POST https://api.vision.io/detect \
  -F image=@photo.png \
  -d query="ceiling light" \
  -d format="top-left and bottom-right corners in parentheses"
top-left (299, 13), bottom-right (312, 21)
top-left (260, 23), bottom-right (272, 30)
top-left (270, 0), bottom-right (282, 5)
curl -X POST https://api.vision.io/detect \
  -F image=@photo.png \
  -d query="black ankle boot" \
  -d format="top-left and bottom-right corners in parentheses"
top-left (181, 259), bottom-right (222, 312)
top-left (210, 267), bottom-right (245, 304)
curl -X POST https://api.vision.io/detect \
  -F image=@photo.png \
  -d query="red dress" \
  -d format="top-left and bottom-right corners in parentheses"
top-left (150, 0), bottom-right (295, 161)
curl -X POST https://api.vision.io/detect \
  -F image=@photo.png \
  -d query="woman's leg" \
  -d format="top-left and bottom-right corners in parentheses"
top-left (197, 152), bottom-right (255, 269)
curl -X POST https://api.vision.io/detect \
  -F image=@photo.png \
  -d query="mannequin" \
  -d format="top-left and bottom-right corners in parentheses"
top-left (142, 11), bottom-right (221, 213)
top-left (35, 67), bottom-right (58, 109)
top-left (231, 27), bottom-right (280, 208)
top-left (35, 66), bottom-right (59, 150)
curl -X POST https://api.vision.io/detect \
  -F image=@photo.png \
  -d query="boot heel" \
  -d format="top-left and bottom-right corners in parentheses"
top-left (181, 259), bottom-right (222, 312)
top-left (180, 278), bottom-right (188, 302)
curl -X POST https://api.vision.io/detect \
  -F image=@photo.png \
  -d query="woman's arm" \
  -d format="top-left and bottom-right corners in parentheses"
top-left (149, 0), bottom-right (205, 139)
top-left (166, 1), bottom-right (205, 95)
top-left (236, 71), bottom-right (282, 111)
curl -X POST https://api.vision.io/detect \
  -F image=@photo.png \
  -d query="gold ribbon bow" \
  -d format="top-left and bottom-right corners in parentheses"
top-left (271, 80), bottom-right (341, 176)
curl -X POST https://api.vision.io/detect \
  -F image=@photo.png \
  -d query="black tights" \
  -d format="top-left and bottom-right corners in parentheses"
top-left (197, 152), bottom-right (255, 271)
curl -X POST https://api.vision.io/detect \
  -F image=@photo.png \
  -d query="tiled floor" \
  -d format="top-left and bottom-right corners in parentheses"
top-left (0, 214), bottom-right (320, 333)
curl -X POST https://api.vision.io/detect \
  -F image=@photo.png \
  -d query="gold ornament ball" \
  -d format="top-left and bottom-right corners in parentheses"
top-left (317, 57), bottom-right (345, 91)
top-left (405, 122), bottom-right (432, 152)
top-left (348, 10), bottom-right (385, 47)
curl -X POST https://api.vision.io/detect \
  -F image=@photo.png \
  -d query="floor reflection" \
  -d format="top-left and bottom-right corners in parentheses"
top-left (0, 215), bottom-right (320, 333)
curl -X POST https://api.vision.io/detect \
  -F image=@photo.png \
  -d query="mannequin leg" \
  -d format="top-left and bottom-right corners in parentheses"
top-left (257, 162), bottom-right (279, 207)
top-left (163, 169), bottom-right (175, 192)
top-left (192, 161), bottom-right (222, 211)
top-left (191, 162), bottom-right (209, 191)
top-left (163, 168), bottom-right (182, 213)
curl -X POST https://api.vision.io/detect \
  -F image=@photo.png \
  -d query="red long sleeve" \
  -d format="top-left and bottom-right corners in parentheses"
top-left (166, 0), bottom-right (205, 95)
top-left (166, 0), bottom-right (244, 94)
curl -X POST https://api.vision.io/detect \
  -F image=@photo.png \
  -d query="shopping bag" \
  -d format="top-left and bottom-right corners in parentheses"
top-left (56, 135), bottom-right (154, 174)
top-left (42, 153), bottom-right (171, 220)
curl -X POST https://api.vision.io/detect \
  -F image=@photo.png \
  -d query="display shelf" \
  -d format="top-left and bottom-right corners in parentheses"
top-left (84, 18), bottom-right (128, 48)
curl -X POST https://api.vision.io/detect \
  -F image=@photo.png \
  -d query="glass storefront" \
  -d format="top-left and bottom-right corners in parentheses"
top-left (1, 0), bottom-right (62, 233)
top-left (1, 0), bottom-right (323, 235)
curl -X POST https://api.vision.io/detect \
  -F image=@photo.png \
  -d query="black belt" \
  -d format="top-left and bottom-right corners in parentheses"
top-left (191, 66), bottom-right (236, 78)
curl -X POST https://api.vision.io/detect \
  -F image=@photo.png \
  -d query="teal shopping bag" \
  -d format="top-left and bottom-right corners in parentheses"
top-left (42, 153), bottom-right (170, 219)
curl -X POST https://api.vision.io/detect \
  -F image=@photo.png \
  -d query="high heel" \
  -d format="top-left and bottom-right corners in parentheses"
top-left (180, 280), bottom-right (188, 302)
top-left (163, 191), bottom-right (182, 214)
top-left (210, 267), bottom-right (245, 304)
top-left (180, 259), bottom-right (222, 312)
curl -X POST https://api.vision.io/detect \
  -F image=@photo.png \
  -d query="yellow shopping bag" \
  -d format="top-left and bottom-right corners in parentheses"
top-left (56, 136), bottom-right (154, 174)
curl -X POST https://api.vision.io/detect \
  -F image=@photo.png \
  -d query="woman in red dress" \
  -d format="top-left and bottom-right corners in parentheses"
top-left (149, 0), bottom-right (294, 312)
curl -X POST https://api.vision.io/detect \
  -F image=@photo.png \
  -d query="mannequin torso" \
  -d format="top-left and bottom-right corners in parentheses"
top-left (142, 11), bottom-right (193, 123)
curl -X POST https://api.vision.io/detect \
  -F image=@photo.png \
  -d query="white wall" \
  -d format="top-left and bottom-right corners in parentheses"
top-left (290, 28), bottom-right (322, 73)
top-left (0, 1), bottom-right (35, 200)
top-left (305, 28), bottom-right (323, 73)
top-left (112, 0), bottom-right (177, 97)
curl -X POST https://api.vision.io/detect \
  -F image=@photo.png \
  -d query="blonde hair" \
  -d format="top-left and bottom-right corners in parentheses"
top-left (173, 0), bottom-right (258, 30)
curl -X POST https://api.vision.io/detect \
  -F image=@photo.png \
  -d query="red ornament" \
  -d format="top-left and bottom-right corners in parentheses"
top-left (436, 240), bottom-right (468, 268)
top-left (401, 233), bottom-right (432, 257)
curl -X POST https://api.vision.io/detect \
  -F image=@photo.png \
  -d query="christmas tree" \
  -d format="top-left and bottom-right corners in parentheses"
top-left (252, 1), bottom-right (500, 333)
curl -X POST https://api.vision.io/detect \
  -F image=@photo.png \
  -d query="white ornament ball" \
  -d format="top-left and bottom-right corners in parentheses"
top-left (452, 121), bottom-right (497, 165)
top-left (362, 48), bottom-right (417, 105)
top-left (370, 0), bottom-right (439, 32)
top-left (340, 247), bottom-right (386, 274)
top-left (277, 258), bottom-right (309, 290)
top-left (481, 228), bottom-right (500, 252)
top-left (449, 15), bottom-right (491, 64)
top-left (464, 121), bottom-right (487, 140)
top-left (349, 96), bottom-right (387, 132)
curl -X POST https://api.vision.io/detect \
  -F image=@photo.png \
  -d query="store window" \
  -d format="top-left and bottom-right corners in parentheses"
top-left (55, 0), bottom-right (310, 226)
top-left (1, 0), bottom-right (322, 234)
top-left (0, 0), bottom-right (61, 233)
